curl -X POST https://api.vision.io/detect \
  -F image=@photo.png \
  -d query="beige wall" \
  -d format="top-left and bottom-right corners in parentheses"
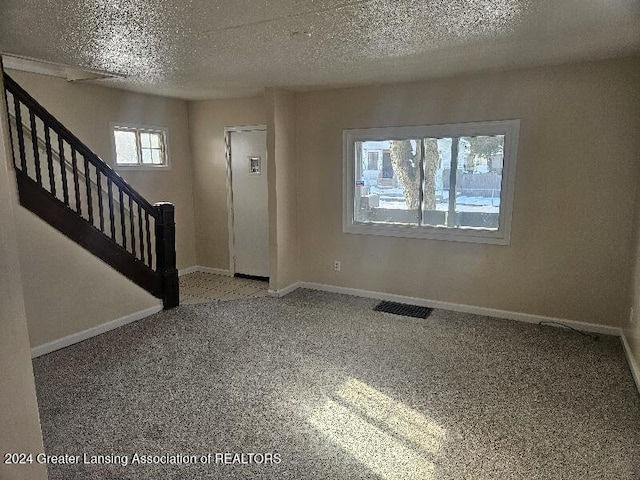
top-left (0, 68), bottom-right (47, 480)
top-left (16, 208), bottom-right (161, 347)
top-left (296, 57), bottom-right (640, 327)
top-left (7, 70), bottom-right (197, 269)
top-left (187, 96), bottom-right (265, 269)
top-left (266, 89), bottom-right (299, 291)
top-left (625, 182), bottom-right (640, 375)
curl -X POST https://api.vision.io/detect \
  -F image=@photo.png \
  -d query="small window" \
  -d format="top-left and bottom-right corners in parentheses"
top-left (367, 151), bottom-right (379, 170)
top-left (343, 120), bottom-right (519, 245)
top-left (112, 124), bottom-right (168, 168)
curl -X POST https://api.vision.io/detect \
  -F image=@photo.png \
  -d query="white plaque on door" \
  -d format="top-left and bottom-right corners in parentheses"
top-left (249, 156), bottom-right (261, 175)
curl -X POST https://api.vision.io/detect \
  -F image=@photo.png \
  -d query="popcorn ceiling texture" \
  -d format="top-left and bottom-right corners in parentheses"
top-left (1, 0), bottom-right (639, 98)
top-left (33, 290), bottom-right (640, 479)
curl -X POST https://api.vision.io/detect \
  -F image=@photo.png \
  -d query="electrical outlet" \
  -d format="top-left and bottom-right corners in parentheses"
top-left (333, 260), bottom-right (341, 272)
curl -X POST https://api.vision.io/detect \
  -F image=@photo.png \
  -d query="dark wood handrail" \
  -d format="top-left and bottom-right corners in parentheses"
top-left (3, 73), bottom-right (158, 218)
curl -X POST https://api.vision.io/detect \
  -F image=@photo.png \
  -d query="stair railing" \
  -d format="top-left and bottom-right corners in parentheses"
top-left (3, 72), bottom-right (178, 308)
top-left (8, 113), bottom-right (134, 222)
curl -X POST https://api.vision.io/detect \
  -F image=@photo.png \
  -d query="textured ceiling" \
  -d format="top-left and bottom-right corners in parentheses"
top-left (1, 0), bottom-right (639, 99)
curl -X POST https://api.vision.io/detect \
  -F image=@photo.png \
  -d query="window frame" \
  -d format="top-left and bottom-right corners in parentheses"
top-left (111, 122), bottom-right (170, 170)
top-left (343, 119), bottom-right (520, 245)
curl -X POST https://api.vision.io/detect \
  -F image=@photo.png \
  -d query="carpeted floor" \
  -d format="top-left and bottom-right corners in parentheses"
top-left (33, 290), bottom-right (640, 479)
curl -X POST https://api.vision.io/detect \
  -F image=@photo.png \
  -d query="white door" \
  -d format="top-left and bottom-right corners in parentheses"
top-left (229, 129), bottom-right (269, 278)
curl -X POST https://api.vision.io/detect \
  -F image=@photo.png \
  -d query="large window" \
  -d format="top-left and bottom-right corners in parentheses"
top-left (112, 124), bottom-right (168, 168)
top-left (343, 120), bottom-right (519, 244)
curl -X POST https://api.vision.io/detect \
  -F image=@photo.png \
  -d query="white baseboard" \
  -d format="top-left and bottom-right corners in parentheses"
top-left (197, 266), bottom-right (232, 276)
top-left (178, 265), bottom-right (232, 277)
top-left (181, 272), bottom-right (625, 337)
top-left (268, 282), bottom-right (302, 298)
top-left (179, 265), bottom-right (232, 277)
top-left (30, 304), bottom-right (163, 358)
top-left (299, 281), bottom-right (621, 337)
top-left (621, 332), bottom-right (640, 394)
top-left (178, 266), bottom-right (199, 276)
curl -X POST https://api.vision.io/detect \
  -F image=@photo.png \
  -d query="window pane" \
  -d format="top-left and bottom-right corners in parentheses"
top-left (140, 132), bottom-right (152, 148)
top-left (151, 149), bottom-right (162, 164)
top-left (149, 132), bottom-right (161, 149)
top-left (354, 140), bottom-right (419, 226)
top-left (454, 135), bottom-right (504, 230)
top-left (421, 138), bottom-right (448, 227)
top-left (114, 130), bottom-right (138, 164)
top-left (141, 148), bottom-right (153, 164)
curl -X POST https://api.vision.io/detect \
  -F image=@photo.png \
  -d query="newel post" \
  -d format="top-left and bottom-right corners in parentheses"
top-left (154, 202), bottom-right (179, 309)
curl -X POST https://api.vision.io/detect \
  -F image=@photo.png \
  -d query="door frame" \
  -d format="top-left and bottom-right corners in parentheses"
top-left (224, 125), bottom-right (267, 276)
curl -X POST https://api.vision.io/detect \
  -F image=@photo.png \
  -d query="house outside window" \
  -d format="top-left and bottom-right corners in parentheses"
top-left (112, 123), bottom-right (169, 168)
top-left (343, 119), bottom-right (520, 245)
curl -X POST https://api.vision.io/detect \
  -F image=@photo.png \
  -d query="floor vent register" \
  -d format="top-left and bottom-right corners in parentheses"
top-left (374, 301), bottom-right (433, 319)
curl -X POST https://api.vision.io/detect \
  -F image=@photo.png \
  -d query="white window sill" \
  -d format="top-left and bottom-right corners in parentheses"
top-left (344, 222), bottom-right (510, 245)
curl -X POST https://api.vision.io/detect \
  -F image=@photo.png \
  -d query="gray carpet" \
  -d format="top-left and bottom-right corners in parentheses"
top-left (33, 290), bottom-right (640, 479)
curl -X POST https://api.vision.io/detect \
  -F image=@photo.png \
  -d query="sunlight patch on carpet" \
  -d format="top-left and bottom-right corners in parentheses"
top-left (308, 377), bottom-right (445, 479)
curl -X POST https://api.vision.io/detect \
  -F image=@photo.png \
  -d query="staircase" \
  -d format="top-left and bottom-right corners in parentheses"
top-left (2, 72), bottom-right (179, 309)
